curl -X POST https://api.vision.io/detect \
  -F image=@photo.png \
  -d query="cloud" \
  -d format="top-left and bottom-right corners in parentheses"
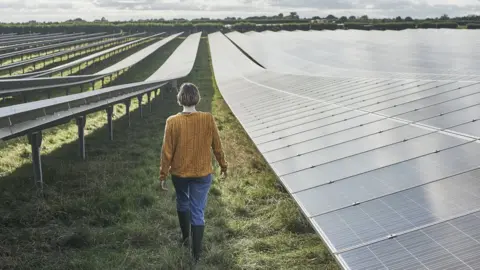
top-left (0, 0), bottom-right (478, 22)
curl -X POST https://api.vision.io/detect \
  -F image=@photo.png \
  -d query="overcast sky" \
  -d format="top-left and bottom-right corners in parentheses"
top-left (0, 0), bottom-right (478, 22)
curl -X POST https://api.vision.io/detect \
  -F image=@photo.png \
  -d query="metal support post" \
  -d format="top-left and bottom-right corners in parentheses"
top-left (137, 95), bottom-right (143, 118)
top-left (125, 100), bottom-right (131, 127)
top-left (171, 80), bottom-right (178, 92)
top-left (106, 107), bottom-right (114, 141)
top-left (28, 131), bottom-right (43, 189)
top-left (76, 116), bottom-right (86, 160)
top-left (66, 88), bottom-right (69, 95)
top-left (22, 94), bottom-right (27, 103)
top-left (148, 92), bottom-right (153, 112)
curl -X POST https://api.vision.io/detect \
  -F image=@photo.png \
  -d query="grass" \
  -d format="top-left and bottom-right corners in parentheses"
top-left (0, 37), bottom-right (338, 269)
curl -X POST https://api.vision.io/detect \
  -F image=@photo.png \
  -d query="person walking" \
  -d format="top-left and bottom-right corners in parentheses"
top-left (159, 82), bottom-right (228, 263)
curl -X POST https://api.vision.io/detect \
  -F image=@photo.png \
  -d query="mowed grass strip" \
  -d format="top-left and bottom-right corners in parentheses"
top-left (0, 37), bottom-right (338, 269)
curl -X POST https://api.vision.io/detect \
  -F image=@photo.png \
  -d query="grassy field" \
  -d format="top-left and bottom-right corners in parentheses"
top-left (0, 37), bottom-right (338, 269)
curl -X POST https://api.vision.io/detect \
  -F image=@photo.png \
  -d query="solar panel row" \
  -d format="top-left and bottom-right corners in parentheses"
top-left (226, 30), bottom-right (480, 82)
top-left (146, 32), bottom-right (202, 81)
top-left (1, 32), bottom-right (201, 141)
top-left (98, 32), bottom-right (181, 75)
top-left (0, 33), bottom-right (180, 99)
top-left (0, 32), bottom-right (114, 63)
top-left (30, 32), bottom-right (159, 78)
top-left (0, 32), bottom-right (149, 75)
top-left (209, 31), bottom-right (480, 270)
top-left (0, 32), bottom-right (74, 46)
top-left (0, 33), bottom-right (108, 54)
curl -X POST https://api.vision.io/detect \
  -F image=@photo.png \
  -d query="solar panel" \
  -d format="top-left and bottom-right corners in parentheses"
top-left (97, 32), bottom-right (182, 75)
top-left (0, 32), bottom-right (114, 62)
top-left (226, 31), bottom-right (480, 81)
top-left (0, 32), bottom-right (148, 74)
top-left (209, 30), bottom-right (480, 270)
top-left (30, 32), bottom-right (155, 78)
top-left (339, 212), bottom-right (480, 270)
top-left (0, 32), bottom-right (74, 46)
top-left (1, 32), bottom-right (201, 141)
top-left (146, 32), bottom-right (201, 81)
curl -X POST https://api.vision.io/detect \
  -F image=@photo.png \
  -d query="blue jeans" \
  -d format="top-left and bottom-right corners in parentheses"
top-left (172, 174), bottom-right (212, 226)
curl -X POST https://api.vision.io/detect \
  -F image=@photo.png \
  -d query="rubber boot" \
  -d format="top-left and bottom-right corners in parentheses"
top-left (191, 225), bottom-right (205, 263)
top-left (177, 211), bottom-right (190, 247)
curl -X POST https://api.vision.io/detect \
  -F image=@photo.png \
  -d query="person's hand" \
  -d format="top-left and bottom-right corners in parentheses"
top-left (160, 179), bottom-right (168, 191)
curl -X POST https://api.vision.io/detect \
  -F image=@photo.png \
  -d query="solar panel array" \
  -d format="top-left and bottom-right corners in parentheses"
top-left (226, 30), bottom-right (480, 81)
top-left (1, 32), bottom-right (199, 139)
top-left (1, 32), bottom-right (201, 186)
top-left (0, 33), bottom-right (179, 98)
top-left (209, 30), bottom-right (480, 270)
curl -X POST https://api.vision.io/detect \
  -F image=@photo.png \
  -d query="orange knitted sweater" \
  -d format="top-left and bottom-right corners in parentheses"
top-left (159, 111), bottom-right (227, 180)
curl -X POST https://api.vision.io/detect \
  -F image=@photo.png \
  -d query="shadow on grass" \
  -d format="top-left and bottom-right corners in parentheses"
top-left (0, 38), bottom-right (235, 269)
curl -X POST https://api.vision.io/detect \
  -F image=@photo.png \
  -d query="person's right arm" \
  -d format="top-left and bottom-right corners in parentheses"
top-left (159, 117), bottom-right (174, 182)
top-left (210, 114), bottom-right (228, 176)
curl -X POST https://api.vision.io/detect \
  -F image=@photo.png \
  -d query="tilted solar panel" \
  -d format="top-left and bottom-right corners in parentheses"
top-left (209, 31), bottom-right (480, 270)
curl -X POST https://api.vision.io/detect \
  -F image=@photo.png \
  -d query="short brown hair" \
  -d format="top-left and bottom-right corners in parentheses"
top-left (177, 83), bottom-right (201, 106)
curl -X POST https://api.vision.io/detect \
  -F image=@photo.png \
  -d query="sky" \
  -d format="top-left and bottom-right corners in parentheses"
top-left (0, 0), bottom-right (478, 23)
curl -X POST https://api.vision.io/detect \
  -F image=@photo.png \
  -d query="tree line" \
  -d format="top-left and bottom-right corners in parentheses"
top-left (1, 13), bottom-right (479, 34)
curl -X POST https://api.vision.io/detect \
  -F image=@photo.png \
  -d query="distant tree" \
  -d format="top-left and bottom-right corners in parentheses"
top-left (349, 15), bottom-right (356, 20)
top-left (101, 17), bottom-right (108, 22)
top-left (339, 16), bottom-right (348, 22)
top-left (278, 13), bottom-right (284, 18)
top-left (396, 16), bottom-right (402, 21)
top-left (312, 16), bottom-right (321, 20)
top-left (360, 15), bottom-right (369, 21)
top-left (440, 14), bottom-right (450, 20)
top-left (289, 12), bottom-right (299, 19)
top-left (326, 14), bottom-right (337, 20)
top-left (405, 16), bottom-right (413, 21)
